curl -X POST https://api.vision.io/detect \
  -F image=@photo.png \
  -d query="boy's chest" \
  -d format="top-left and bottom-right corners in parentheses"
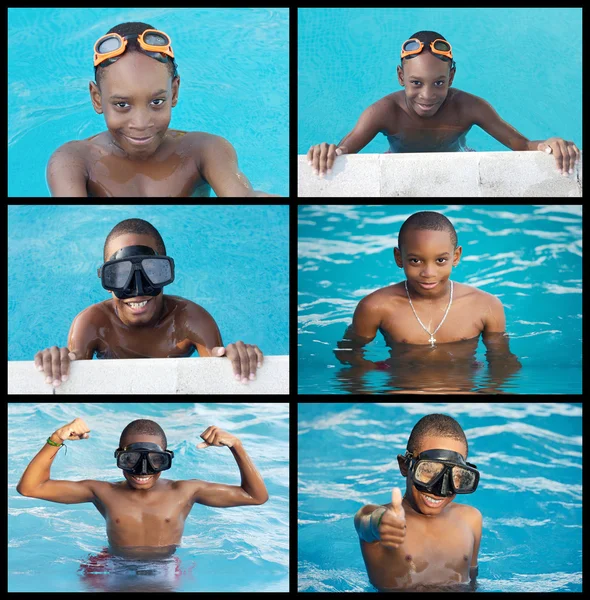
top-left (380, 293), bottom-right (484, 346)
top-left (403, 513), bottom-right (474, 579)
top-left (86, 150), bottom-right (209, 198)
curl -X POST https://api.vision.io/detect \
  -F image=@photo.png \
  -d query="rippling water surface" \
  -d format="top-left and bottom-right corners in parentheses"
top-left (297, 402), bottom-right (582, 592)
top-left (298, 205), bottom-right (582, 394)
top-left (8, 402), bottom-right (289, 592)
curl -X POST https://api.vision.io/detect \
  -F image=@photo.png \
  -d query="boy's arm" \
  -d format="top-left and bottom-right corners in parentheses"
top-left (337, 100), bottom-right (389, 155)
top-left (469, 506), bottom-right (483, 581)
top-left (184, 429), bottom-right (268, 507)
top-left (354, 504), bottom-right (387, 542)
top-left (197, 134), bottom-right (278, 197)
top-left (334, 295), bottom-right (381, 367)
top-left (46, 142), bottom-right (89, 197)
top-left (16, 419), bottom-right (97, 504)
top-left (184, 300), bottom-right (263, 382)
top-left (480, 293), bottom-right (522, 390)
top-left (470, 94), bottom-right (580, 173)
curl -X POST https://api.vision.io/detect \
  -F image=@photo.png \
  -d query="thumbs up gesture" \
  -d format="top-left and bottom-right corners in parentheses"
top-left (378, 487), bottom-right (407, 549)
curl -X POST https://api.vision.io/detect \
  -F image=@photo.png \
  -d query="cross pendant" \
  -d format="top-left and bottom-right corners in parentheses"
top-left (429, 335), bottom-right (436, 347)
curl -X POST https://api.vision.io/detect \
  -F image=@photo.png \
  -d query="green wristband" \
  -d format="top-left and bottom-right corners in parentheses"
top-left (46, 436), bottom-right (63, 447)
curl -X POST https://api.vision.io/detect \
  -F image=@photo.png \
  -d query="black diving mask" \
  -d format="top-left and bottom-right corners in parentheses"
top-left (403, 449), bottom-right (480, 497)
top-left (98, 245), bottom-right (175, 300)
top-left (115, 442), bottom-right (174, 475)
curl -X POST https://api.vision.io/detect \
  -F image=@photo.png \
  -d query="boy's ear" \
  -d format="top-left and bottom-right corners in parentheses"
top-left (397, 65), bottom-right (404, 86)
top-left (397, 454), bottom-right (408, 476)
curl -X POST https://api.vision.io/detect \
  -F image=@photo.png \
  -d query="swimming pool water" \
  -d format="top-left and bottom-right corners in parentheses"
top-left (8, 402), bottom-right (289, 592)
top-left (298, 204), bottom-right (582, 394)
top-left (8, 205), bottom-right (289, 361)
top-left (8, 8), bottom-right (289, 196)
top-left (297, 402), bottom-right (582, 592)
top-left (298, 8), bottom-right (582, 154)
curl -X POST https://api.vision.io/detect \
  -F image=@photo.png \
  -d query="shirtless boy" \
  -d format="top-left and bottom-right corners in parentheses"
top-left (354, 413), bottom-right (482, 591)
top-left (34, 217), bottom-right (264, 387)
top-left (46, 21), bottom-right (279, 197)
top-left (308, 30), bottom-right (580, 177)
top-left (334, 210), bottom-right (521, 393)
top-left (16, 417), bottom-right (268, 560)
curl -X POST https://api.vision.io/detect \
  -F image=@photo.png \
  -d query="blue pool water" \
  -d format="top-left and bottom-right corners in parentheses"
top-left (298, 204), bottom-right (582, 394)
top-left (8, 8), bottom-right (289, 197)
top-left (8, 205), bottom-right (289, 361)
top-left (8, 402), bottom-right (289, 592)
top-left (298, 402), bottom-right (582, 592)
top-left (298, 8), bottom-right (582, 154)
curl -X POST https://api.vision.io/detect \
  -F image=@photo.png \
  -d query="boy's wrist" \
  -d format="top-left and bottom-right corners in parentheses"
top-left (49, 432), bottom-right (64, 445)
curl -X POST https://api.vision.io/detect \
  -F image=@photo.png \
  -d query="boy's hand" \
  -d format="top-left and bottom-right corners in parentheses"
top-left (378, 487), bottom-right (407, 549)
top-left (211, 342), bottom-right (263, 384)
top-left (307, 143), bottom-right (348, 177)
top-left (54, 417), bottom-right (90, 441)
top-left (34, 347), bottom-right (80, 387)
top-left (537, 138), bottom-right (580, 175)
top-left (197, 426), bottom-right (240, 449)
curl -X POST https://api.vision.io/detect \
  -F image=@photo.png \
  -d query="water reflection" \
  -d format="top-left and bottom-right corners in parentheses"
top-left (78, 546), bottom-right (194, 592)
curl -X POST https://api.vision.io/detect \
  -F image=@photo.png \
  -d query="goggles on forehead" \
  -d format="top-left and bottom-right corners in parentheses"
top-left (404, 448), bottom-right (479, 496)
top-left (115, 442), bottom-right (174, 475)
top-left (94, 29), bottom-right (176, 73)
top-left (98, 245), bottom-right (175, 300)
top-left (400, 38), bottom-right (455, 69)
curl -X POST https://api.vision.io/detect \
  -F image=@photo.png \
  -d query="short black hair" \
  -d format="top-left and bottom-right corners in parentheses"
top-left (401, 30), bottom-right (455, 73)
top-left (398, 210), bottom-right (458, 253)
top-left (104, 218), bottom-right (166, 261)
top-left (94, 21), bottom-right (178, 91)
top-left (406, 414), bottom-right (468, 458)
top-left (120, 419), bottom-right (167, 449)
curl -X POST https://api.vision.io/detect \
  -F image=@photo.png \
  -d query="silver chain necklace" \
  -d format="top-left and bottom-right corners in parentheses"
top-left (405, 280), bottom-right (453, 347)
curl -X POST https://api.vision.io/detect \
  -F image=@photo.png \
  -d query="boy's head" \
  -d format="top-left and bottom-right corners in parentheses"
top-left (397, 414), bottom-right (474, 516)
top-left (118, 419), bottom-right (170, 490)
top-left (394, 211), bottom-right (462, 295)
top-left (396, 30), bottom-right (456, 118)
top-left (89, 22), bottom-right (180, 158)
top-left (101, 218), bottom-right (171, 324)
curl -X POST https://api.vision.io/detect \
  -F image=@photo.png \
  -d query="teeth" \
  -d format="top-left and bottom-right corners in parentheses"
top-left (422, 493), bottom-right (444, 504)
top-left (128, 300), bottom-right (148, 308)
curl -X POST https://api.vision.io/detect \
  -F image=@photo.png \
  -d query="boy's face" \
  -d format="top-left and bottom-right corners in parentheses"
top-left (396, 52), bottom-right (455, 118)
top-left (119, 432), bottom-right (167, 490)
top-left (103, 232), bottom-right (166, 327)
top-left (89, 51), bottom-right (180, 159)
top-left (397, 434), bottom-right (468, 516)
top-left (393, 228), bottom-right (462, 298)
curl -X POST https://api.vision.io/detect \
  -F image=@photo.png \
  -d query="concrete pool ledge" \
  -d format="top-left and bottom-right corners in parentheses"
top-left (298, 151), bottom-right (582, 197)
top-left (8, 356), bottom-right (289, 395)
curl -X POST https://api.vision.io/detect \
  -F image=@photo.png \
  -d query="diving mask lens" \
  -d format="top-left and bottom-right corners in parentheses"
top-left (403, 40), bottom-right (420, 52)
top-left (97, 35), bottom-right (121, 54)
top-left (415, 461), bottom-right (477, 492)
top-left (144, 31), bottom-right (169, 46)
top-left (433, 40), bottom-right (451, 52)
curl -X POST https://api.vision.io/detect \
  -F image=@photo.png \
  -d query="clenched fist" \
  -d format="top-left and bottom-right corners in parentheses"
top-left (54, 418), bottom-right (90, 442)
top-left (378, 487), bottom-right (406, 549)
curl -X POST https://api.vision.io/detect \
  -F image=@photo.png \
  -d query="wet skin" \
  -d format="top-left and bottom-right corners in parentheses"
top-left (68, 233), bottom-right (222, 359)
top-left (334, 229), bottom-right (521, 393)
top-left (356, 436), bottom-right (482, 591)
top-left (308, 50), bottom-right (580, 174)
top-left (48, 50), bottom-right (274, 197)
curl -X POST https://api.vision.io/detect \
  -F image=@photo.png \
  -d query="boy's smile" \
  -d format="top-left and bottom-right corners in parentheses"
top-left (397, 52), bottom-right (455, 119)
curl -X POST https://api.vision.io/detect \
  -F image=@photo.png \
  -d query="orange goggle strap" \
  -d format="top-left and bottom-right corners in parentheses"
top-left (94, 29), bottom-right (175, 67)
top-left (400, 38), bottom-right (453, 61)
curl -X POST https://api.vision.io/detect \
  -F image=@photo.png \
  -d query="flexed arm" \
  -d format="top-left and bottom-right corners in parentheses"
top-left (189, 426), bottom-right (269, 507)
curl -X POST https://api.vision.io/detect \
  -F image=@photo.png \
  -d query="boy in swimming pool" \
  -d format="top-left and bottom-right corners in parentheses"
top-left (46, 21), bottom-right (279, 197)
top-left (34, 217), bottom-right (264, 387)
top-left (16, 418), bottom-right (268, 558)
top-left (333, 210), bottom-right (521, 393)
top-left (307, 30), bottom-right (580, 177)
top-left (354, 413), bottom-right (482, 591)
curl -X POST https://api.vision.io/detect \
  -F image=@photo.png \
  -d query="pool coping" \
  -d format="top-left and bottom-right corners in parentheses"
top-left (8, 355), bottom-right (289, 395)
top-left (298, 151), bottom-right (583, 197)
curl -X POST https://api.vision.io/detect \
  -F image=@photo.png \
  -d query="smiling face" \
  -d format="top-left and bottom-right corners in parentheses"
top-left (394, 228), bottom-right (461, 300)
top-left (397, 434), bottom-right (468, 516)
top-left (103, 232), bottom-right (166, 327)
top-left (397, 52), bottom-right (455, 118)
top-left (119, 432), bottom-right (167, 490)
top-left (89, 50), bottom-right (180, 159)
